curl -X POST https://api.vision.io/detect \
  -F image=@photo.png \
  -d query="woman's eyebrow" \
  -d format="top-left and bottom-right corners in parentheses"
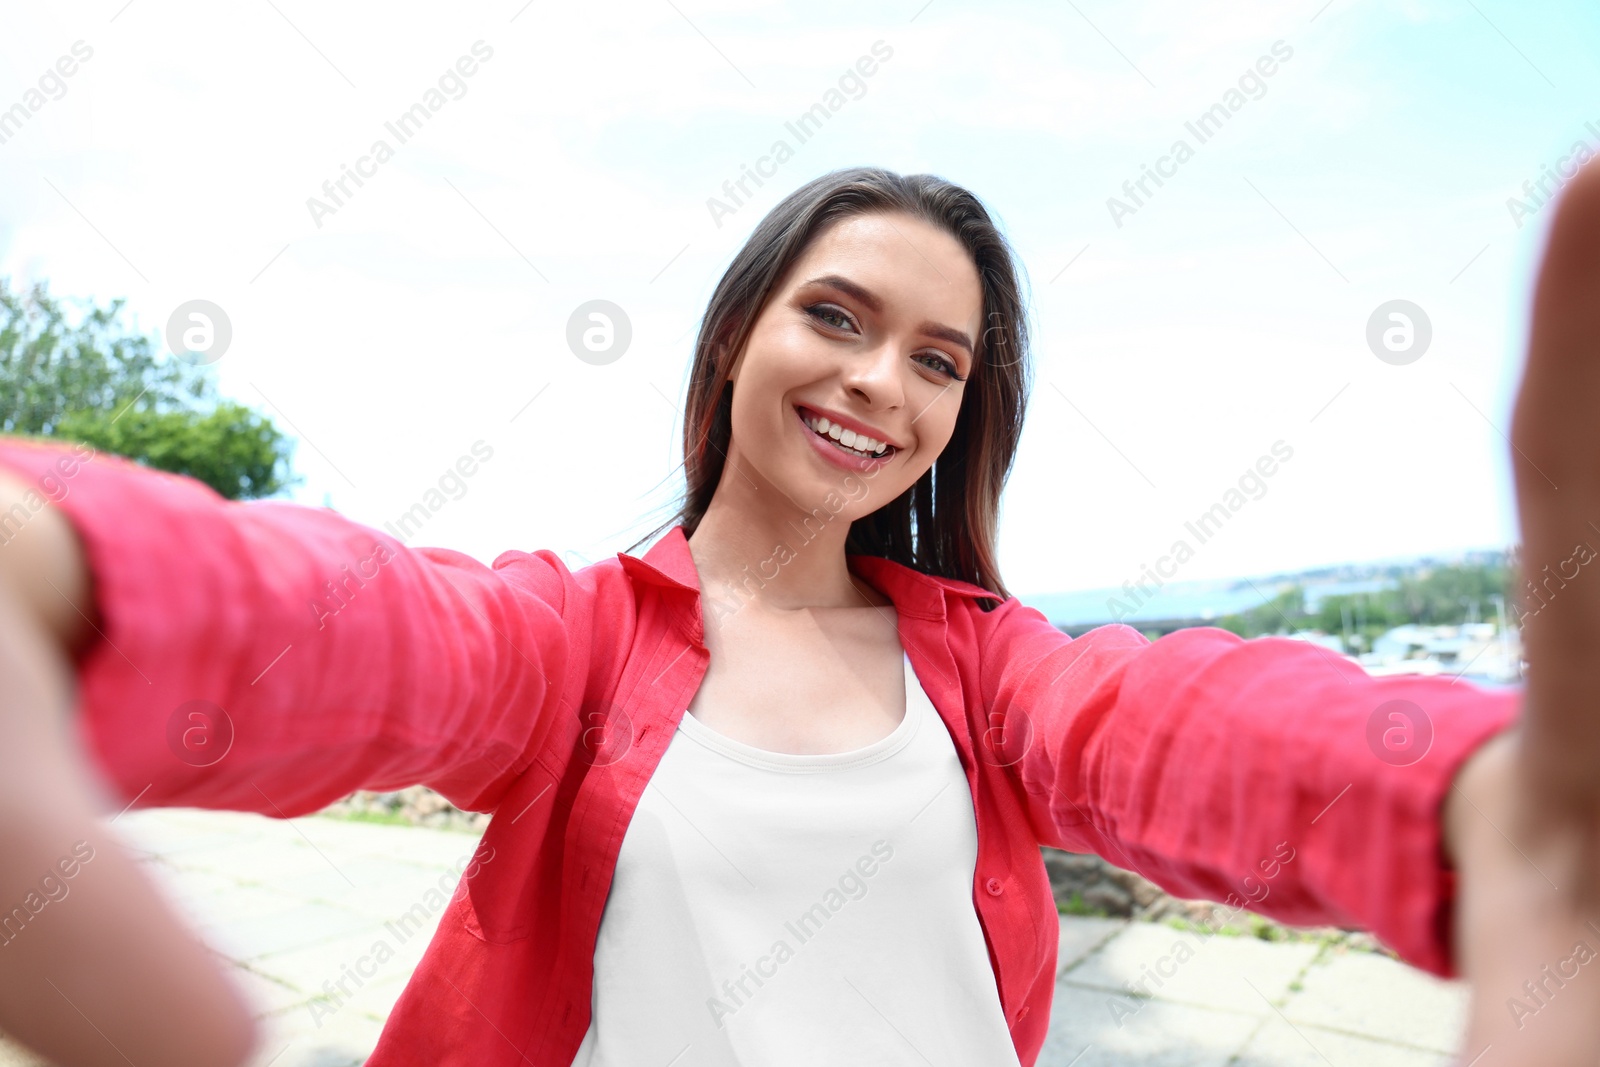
top-left (803, 273), bottom-right (975, 358)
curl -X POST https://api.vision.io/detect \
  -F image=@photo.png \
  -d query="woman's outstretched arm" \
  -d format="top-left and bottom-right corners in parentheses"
top-left (0, 436), bottom-right (575, 817)
top-left (0, 437), bottom-right (578, 1065)
top-left (978, 609), bottom-right (1517, 976)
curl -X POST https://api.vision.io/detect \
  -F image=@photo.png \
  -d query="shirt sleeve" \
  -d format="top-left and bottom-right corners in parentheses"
top-left (0, 436), bottom-right (575, 818)
top-left (977, 597), bottom-right (1520, 978)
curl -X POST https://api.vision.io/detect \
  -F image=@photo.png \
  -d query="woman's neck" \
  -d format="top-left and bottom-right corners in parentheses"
top-left (686, 496), bottom-right (882, 612)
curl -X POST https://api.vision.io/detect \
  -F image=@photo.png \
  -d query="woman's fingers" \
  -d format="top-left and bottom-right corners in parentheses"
top-left (1509, 159), bottom-right (1600, 837)
top-left (0, 816), bottom-right (262, 1067)
top-left (1452, 731), bottom-right (1600, 1064)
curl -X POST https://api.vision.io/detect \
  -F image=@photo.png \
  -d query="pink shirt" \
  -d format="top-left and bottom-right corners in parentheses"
top-left (0, 437), bottom-right (1521, 1066)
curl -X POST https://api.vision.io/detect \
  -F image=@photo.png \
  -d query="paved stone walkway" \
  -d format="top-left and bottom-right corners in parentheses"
top-left (1044, 916), bottom-right (1466, 1066)
top-left (0, 810), bottom-right (1471, 1066)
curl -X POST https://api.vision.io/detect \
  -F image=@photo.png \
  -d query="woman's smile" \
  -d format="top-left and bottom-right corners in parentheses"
top-left (794, 403), bottom-right (898, 472)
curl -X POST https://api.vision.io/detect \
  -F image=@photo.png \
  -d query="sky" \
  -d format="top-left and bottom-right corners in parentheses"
top-left (1, 0), bottom-right (1595, 598)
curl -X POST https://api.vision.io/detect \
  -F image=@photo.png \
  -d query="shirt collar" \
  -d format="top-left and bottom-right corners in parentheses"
top-left (619, 525), bottom-right (999, 621)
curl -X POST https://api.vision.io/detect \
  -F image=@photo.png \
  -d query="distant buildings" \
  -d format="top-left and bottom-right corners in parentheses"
top-left (1364, 621), bottom-right (1522, 684)
top-left (1285, 621), bottom-right (1522, 685)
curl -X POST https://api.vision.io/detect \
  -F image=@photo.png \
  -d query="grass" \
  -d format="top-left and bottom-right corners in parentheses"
top-left (1154, 913), bottom-right (1387, 957)
top-left (1057, 891), bottom-right (1112, 918)
top-left (317, 809), bottom-right (416, 828)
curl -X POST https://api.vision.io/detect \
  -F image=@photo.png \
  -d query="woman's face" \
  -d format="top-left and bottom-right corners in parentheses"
top-left (723, 209), bottom-right (985, 524)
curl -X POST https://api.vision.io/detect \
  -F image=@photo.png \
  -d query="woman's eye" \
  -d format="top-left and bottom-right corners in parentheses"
top-left (916, 352), bottom-right (961, 379)
top-left (807, 304), bottom-right (853, 331)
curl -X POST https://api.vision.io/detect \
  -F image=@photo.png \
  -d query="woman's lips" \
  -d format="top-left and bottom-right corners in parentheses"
top-left (794, 406), bottom-right (896, 472)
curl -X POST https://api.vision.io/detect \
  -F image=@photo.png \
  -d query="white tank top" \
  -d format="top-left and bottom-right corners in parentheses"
top-left (570, 652), bottom-right (1023, 1066)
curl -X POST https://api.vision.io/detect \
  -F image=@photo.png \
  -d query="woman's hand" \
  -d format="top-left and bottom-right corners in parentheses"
top-left (0, 466), bottom-right (259, 1067)
top-left (1448, 728), bottom-right (1600, 1062)
top-left (1447, 159), bottom-right (1600, 1064)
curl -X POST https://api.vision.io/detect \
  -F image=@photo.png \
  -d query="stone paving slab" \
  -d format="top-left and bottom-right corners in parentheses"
top-left (229, 962), bottom-right (314, 1017)
top-left (157, 833), bottom-right (363, 889)
top-left (204, 900), bottom-right (391, 964)
top-left (267, 853), bottom-right (481, 915)
top-left (1038, 982), bottom-right (1263, 1066)
top-left (1061, 921), bottom-right (1323, 1018)
top-left (246, 1009), bottom-right (384, 1067)
top-left (1231, 1018), bottom-right (1454, 1067)
top-left (179, 881), bottom-right (309, 925)
top-left (1281, 947), bottom-right (1468, 1055)
top-left (1038, 925), bottom-right (1472, 1066)
top-left (1057, 915), bottom-right (1128, 976)
top-left (252, 926), bottom-right (431, 1009)
top-left (0, 809), bottom-right (1478, 1067)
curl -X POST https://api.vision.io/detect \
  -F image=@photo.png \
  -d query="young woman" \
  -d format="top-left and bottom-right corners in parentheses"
top-left (0, 165), bottom-right (1597, 1067)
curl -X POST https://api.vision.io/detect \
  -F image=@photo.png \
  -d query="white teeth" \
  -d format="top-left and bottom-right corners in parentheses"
top-left (802, 412), bottom-right (890, 457)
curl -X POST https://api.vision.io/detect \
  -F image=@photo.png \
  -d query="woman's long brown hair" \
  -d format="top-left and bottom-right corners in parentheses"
top-left (631, 166), bottom-right (1032, 605)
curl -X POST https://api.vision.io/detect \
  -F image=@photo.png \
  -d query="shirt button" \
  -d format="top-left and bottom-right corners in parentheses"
top-left (1014, 1005), bottom-right (1030, 1023)
top-left (985, 877), bottom-right (1004, 896)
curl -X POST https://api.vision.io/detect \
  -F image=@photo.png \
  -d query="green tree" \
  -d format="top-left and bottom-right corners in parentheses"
top-left (0, 278), bottom-right (297, 500)
top-left (1214, 585), bottom-right (1305, 638)
top-left (1310, 562), bottom-right (1511, 640)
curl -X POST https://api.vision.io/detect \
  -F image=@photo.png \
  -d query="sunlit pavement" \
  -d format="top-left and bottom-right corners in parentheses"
top-left (0, 810), bottom-right (1467, 1066)
top-left (1045, 916), bottom-right (1464, 1066)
